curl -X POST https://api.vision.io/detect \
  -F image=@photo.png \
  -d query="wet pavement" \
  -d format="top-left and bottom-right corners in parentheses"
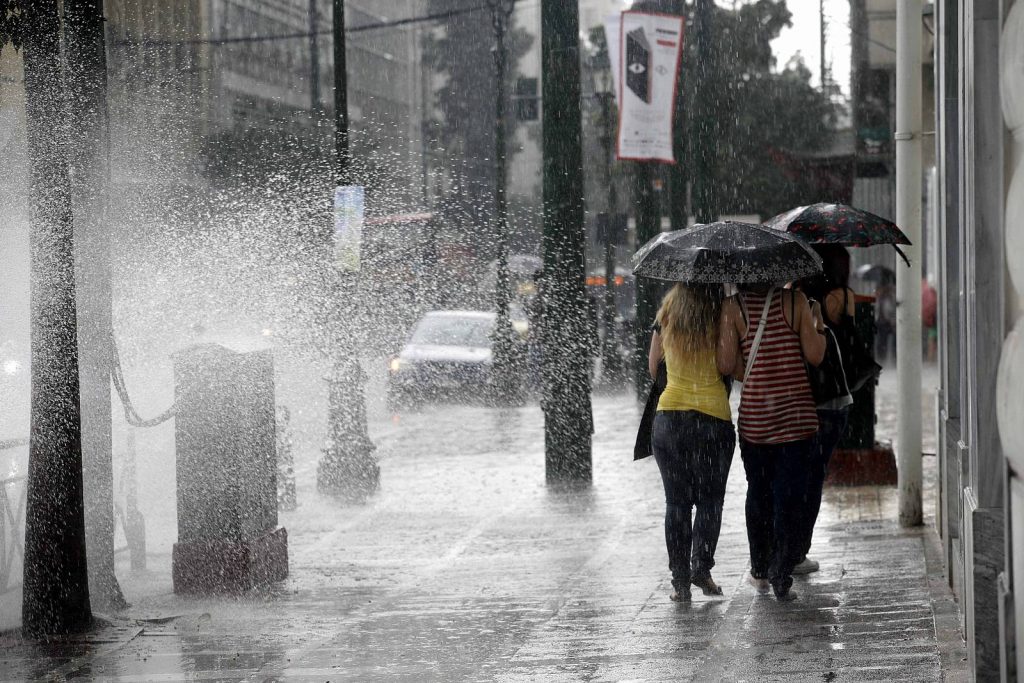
top-left (0, 365), bottom-right (967, 682)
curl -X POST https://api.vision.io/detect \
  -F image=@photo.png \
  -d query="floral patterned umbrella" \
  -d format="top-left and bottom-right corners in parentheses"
top-left (765, 202), bottom-right (912, 265)
top-left (632, 221), bottom-right (823, 284)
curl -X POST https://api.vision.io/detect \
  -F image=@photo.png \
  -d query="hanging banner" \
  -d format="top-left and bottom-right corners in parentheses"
top-left (615, 11), bottom-right (684, 163)
top-left (334, 185), bottom-right (365, 272)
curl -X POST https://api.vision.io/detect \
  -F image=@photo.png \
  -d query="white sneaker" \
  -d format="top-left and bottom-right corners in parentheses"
top-left (792, 557), bottom-right (820, 575)
top-left (747, 573), bottom-right (770, 594)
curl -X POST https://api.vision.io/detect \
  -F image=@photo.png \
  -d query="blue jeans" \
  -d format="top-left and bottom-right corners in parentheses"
top-left (740, 438), bottom-right (813, 592)
top-left (800, 408), bottom-right (850, 558)
top-left (652, 411), bottom-right (735, 590)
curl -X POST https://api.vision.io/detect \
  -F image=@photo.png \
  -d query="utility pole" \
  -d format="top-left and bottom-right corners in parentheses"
top-left (486, 0), bottom-right (521, 403)
top-left (317, 0), bottom-right (380, 501)
top-left (541, 0), bottom-right (593, 483)
top-left (597, 79), bottom-right (624, 387)
top-left (692, 0), bottom-right (715, 224)
top-left (64, 0), bottom-right (125, 612)
top-left (310, 0), bottom-right (322, 116)
top-left (819, 0), bottom-right (827, 91)
top-left (333, 0), bottom-right (350, 180)
top-left (629, 0), bottom-right (673, 398)
top-left (668, 0), bottom-right (687, 232)
top-left (633, 162), bottom-right (659, 397)
top-left (895, 0), bottom-right (923, 526)
top-left (22, 0), bottom-right (93, 636)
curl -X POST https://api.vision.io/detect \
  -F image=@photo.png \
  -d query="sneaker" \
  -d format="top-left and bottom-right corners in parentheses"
top-left (747, 573), bottom-right (770, 595)
top-left (773, 585), bottom-right (798, 602)
top-left (691, 576), bottom-right (724, 596)
top-left (792, 557), bottom-right (820, 575)
top-left (670, 587), bottom-right (692, 602)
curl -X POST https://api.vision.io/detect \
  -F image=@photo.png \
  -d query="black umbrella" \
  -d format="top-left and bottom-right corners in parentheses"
top-left (632, 221), bottom-right (823, 284)
top-left (765, 202), bottom-right (912, 266)
top-left (855, 263), bottom-right (896, 284)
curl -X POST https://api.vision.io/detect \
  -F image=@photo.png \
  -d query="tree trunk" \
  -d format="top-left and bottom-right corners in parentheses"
top-left (63, 0), bottom-right (126, 612)
top-left (540, 0), bottom-right (593, 483)
top-left (21, 0), bottom-right (93, 637)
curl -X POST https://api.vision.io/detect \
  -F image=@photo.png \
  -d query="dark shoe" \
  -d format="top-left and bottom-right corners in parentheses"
top-left (670, 587), bottom-right (692, 602)
top-left (691, 576), bottom-right (724, 596)
top-left (773, 584), bottom-right (798, 602)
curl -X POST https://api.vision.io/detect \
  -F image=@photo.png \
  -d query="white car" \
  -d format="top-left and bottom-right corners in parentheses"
top-left (387, 311), bottom-right (524, 407)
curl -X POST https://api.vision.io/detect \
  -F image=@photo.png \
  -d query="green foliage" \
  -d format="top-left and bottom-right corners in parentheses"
top-left (689, 0), bottom-right (844, 218)
top-left (0, 0), bottom-right (23, 51)
top-left (422, 0), bottom-right (534, 254)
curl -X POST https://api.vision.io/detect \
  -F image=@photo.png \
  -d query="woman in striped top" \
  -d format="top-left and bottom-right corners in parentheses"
top-left (718, 284), bottom-right (826, 601)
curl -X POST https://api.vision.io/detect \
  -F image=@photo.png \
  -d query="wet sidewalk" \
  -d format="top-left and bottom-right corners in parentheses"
top-left (1, 378), bottom-right (966, 682)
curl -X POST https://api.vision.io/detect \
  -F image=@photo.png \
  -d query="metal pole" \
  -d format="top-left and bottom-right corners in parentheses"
top-left (819, 0), bottom-right (827, 91)
top-left (318, 0), bottom-right (380, 501)
top-left (489, 3), bottom-right (519, 401)
top-left (333, 0), bottom-right (350, 184)
top-left (634, 162), bottom-right (658, 397)
top-left (692, 0), bottom-right (715, 224)
top-left (310, 0), bottom-right (322, 116)
top-left (896, 0), bottom-right (923, 526)
top-left (601, 91), bottom-right (622, 386)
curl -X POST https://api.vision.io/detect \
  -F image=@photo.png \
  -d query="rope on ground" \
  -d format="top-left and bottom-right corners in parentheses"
top-left (110, 331), bottom-right (176, 428)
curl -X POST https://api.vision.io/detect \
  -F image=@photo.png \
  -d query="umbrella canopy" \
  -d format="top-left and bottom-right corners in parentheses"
top-left (855, 263), bottom-right (896, 284)
top-left (766, 202), bottom-right (912, 265)
top-left (632, 221), bottom-right (823, 284)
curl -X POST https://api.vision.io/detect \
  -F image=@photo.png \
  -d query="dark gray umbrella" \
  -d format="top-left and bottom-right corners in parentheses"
top-left (632, 221), bottom-right (823, 284)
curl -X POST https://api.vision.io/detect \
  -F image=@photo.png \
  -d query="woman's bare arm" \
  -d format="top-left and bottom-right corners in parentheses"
top-left (824, 288), bottom-right (855, 325)
top-left (717, 299), bottom-right (741, 377)
top-left (648, 330), bottom-right (663, 379)
top-left (797, 291), bottom-right (827, 366)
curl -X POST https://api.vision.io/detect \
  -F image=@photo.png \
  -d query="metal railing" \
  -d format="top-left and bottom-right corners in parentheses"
top-left (1, 437), bottom-right (28, 596)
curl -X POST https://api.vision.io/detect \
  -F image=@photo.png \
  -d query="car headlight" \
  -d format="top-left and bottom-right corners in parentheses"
top-left (389, 357), bottom-right (403, 373)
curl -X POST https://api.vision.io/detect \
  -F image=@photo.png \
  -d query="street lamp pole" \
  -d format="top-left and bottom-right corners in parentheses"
top-left (316, 0), bottom-right (380, 501)
top-left (487, 0), bottom-right (520, 403)
top-left (598, 87), bottom-right (623, 386)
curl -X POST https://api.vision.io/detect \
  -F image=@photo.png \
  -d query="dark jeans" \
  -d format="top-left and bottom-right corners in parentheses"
top-left (652, 411), bottom-right (735, 590)
top-left (740, 438), bottom-right (813, 592)
top-left (800, 408), bottom-right (850, 559)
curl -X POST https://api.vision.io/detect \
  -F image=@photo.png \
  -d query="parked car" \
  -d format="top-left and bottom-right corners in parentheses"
top-left (386, 310), bottom-right (525, 408)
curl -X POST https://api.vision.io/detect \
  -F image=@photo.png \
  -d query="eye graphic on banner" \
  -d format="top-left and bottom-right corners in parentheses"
top-left (607, 11), bottom-right (685, 164)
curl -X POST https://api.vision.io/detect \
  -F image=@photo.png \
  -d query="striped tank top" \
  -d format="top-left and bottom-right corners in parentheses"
top-left (738, 290), bottom-right (819, 445)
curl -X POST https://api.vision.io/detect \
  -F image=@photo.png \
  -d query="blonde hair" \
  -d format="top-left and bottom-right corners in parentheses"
top-left (656, 283), bottom-right (723, 357)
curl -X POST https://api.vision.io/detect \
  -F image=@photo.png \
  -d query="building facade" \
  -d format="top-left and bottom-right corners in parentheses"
top-left (934, 0), bottom-right (1023, 678)
top-left (101, 0), bottom-right (427, 205)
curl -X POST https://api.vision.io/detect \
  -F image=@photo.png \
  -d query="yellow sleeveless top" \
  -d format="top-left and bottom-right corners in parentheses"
top-left (656, 344), bottom-right (732, 422)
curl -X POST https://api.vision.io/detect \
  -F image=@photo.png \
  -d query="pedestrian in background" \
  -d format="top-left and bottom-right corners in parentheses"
top-left (874, 278), bottom-right (897, 363)
top-left (647, 283), bottom-right (736, 602)
top-left (719, 283), bottom-right (826, 602)
top-left (794, 245), bottom-right (856, 576)
top-left (922, 278), bottom-right (938, 362)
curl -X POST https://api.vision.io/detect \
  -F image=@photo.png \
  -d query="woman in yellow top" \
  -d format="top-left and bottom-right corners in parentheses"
top-left (647, 283), bottom-right (737, 601)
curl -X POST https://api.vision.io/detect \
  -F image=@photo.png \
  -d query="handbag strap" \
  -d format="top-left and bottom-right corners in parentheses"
top-left (744, 287), bottom-right (775, 382)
